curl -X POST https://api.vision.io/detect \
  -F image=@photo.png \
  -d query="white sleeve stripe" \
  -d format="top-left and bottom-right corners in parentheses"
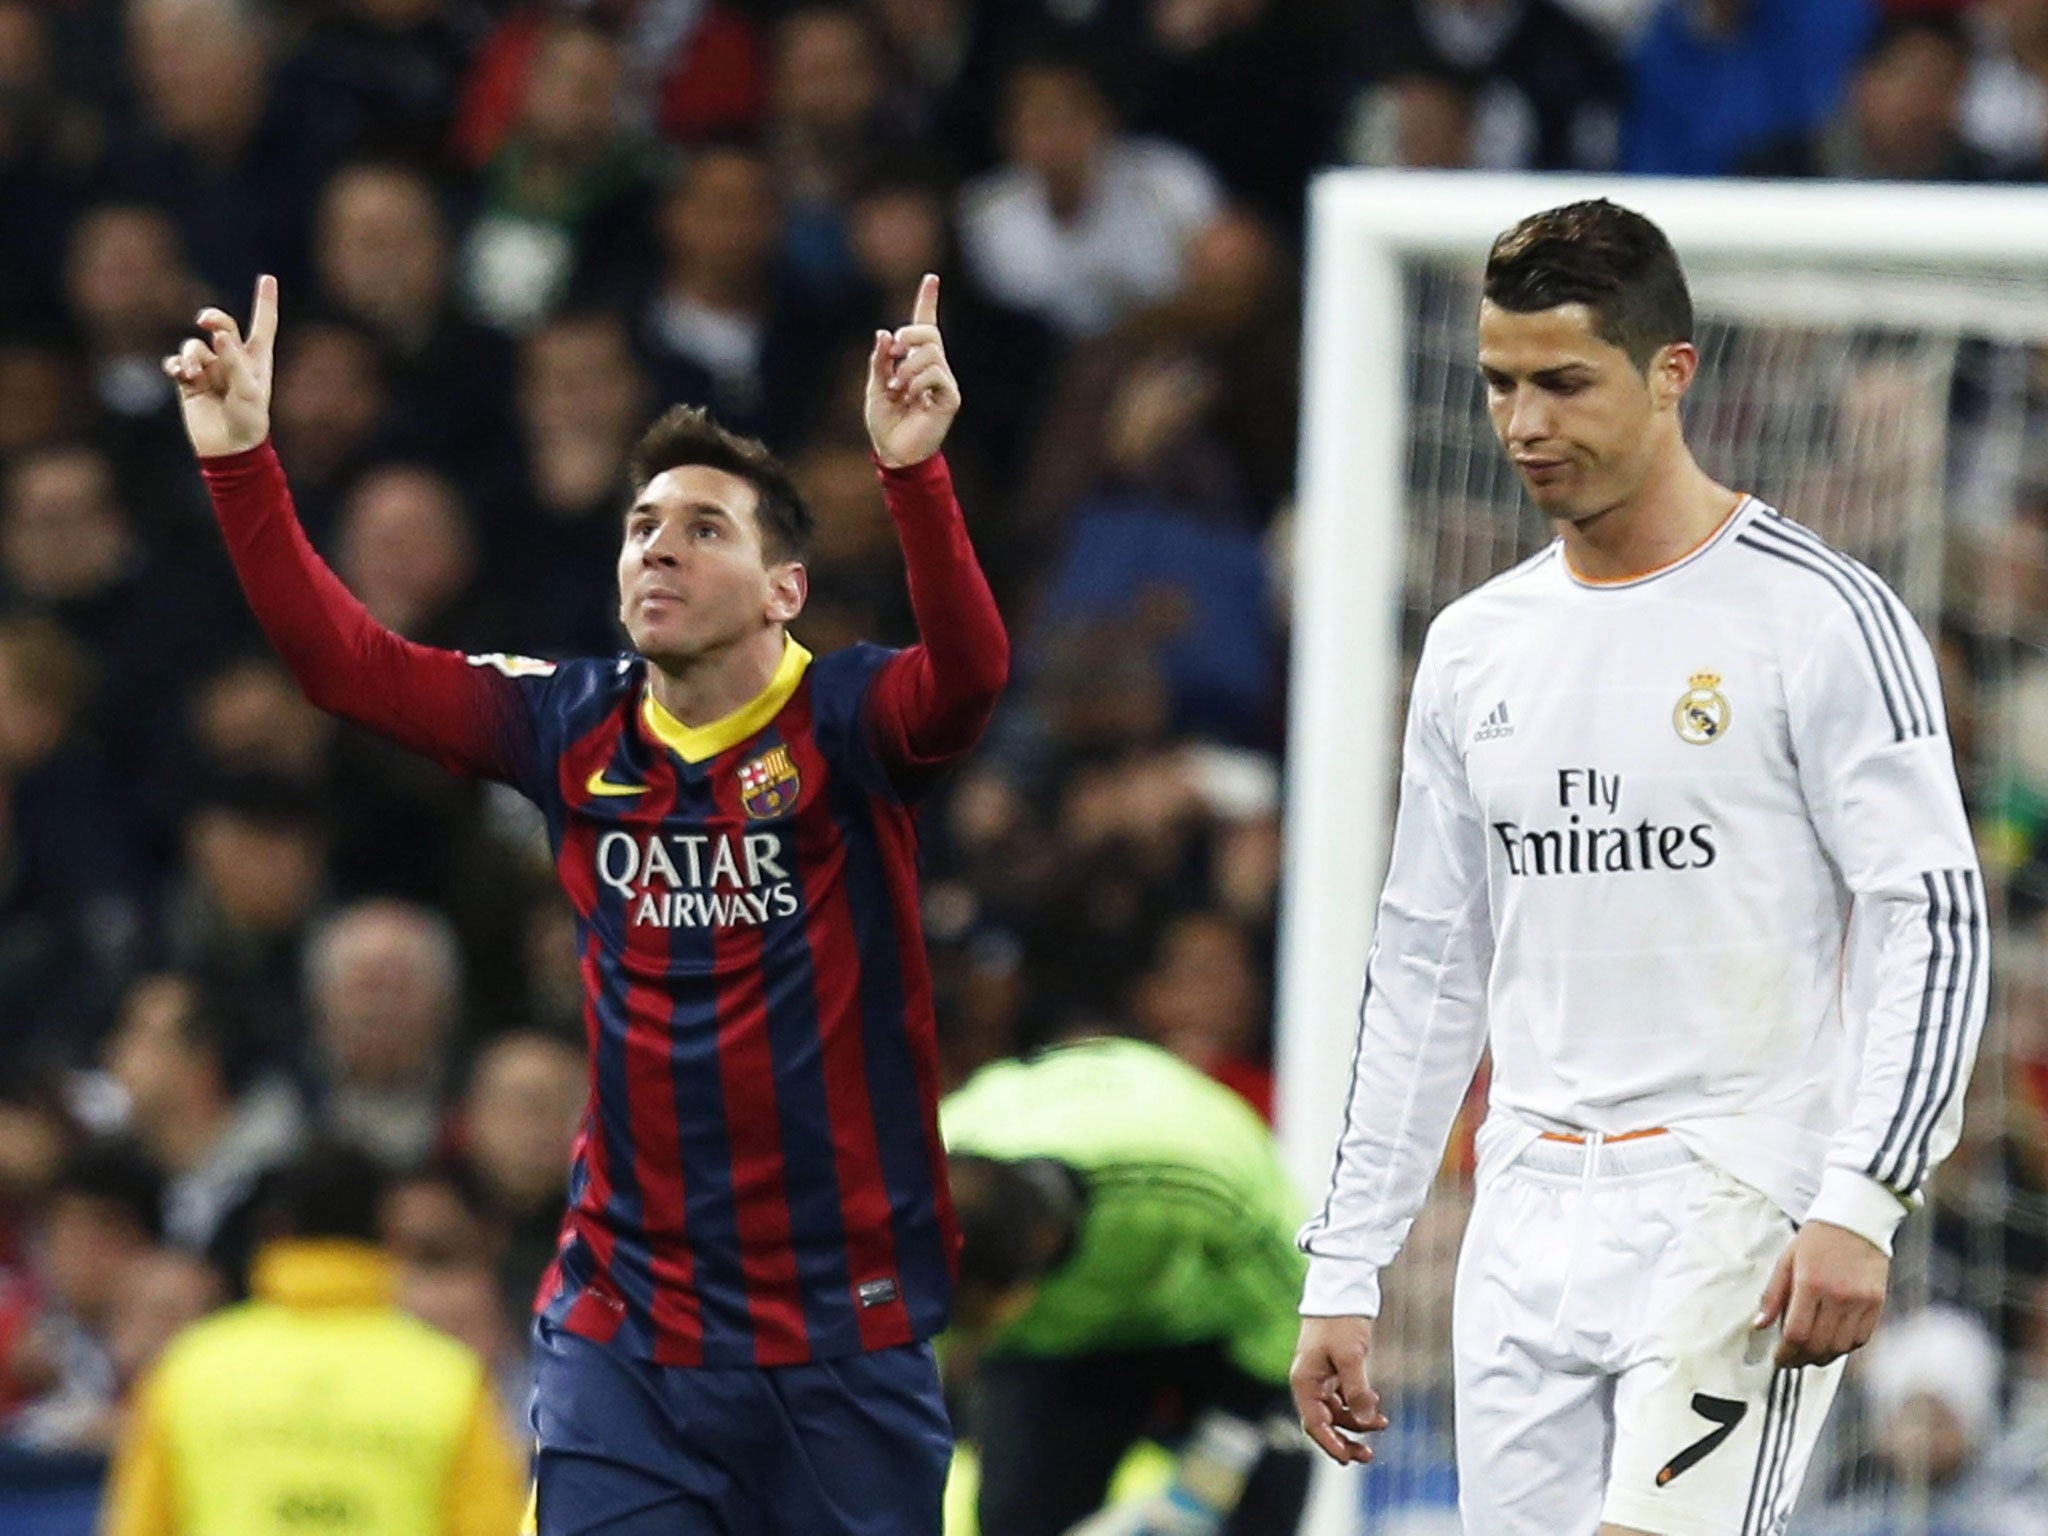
top-left (1737, 523), bottom-right (1934, 740)
top-left (1866, 868), bottom-right (1984, 1191)
top-left (1753, 513), bottom-right (1938, 736)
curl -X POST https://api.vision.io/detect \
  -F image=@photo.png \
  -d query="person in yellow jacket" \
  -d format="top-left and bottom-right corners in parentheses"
top-left (98, 1141), bottom-right (526, 1536)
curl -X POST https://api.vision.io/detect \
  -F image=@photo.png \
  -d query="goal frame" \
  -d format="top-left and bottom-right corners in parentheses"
top-left (1279, 171), bottom-right (2048, 1534)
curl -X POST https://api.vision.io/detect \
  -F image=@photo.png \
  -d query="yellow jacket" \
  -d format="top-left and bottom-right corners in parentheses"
top-left (99, 1239), bottom-right (525, 1536)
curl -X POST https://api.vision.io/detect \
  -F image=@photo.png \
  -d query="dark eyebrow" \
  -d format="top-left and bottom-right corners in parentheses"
top-left (625, 500), bottom-right (739, 524)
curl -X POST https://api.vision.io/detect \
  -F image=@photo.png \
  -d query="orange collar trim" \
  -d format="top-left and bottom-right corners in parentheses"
top-left (1563, 496), bottom-right (1750, 589)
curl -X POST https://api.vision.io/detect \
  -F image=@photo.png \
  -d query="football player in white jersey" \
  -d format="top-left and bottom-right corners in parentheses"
top-left (1288, 199), bottom-right (1987, 1536)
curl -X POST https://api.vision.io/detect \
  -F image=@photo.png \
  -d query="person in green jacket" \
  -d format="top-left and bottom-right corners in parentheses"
top-left (942, 1036), bottom-right (1311, 1536)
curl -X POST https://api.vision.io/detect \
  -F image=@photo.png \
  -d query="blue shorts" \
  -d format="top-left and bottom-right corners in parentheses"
top-left (530, 1318), bottom-right (951, 1536)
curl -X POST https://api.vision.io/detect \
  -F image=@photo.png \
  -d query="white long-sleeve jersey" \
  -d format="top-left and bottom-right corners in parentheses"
top-left (1299, 499), bottom-right (1988, 1318)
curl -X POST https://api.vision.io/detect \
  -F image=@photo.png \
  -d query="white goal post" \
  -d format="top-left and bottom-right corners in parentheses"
top-left (1278, 171), bottom-right (2048, 1536)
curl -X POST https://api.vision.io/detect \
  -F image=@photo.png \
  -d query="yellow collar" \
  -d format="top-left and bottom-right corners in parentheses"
top-left (249, 1240), bottom-right (396, 1309)
top-left (641, 637), bottom-right (812, 764)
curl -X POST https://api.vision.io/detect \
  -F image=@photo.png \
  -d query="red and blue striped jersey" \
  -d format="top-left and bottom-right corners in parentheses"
top-left (201, 445), bottom-right (1008, 1367)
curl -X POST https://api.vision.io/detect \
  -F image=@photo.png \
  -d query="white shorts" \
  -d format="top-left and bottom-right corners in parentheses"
top-left (1452, 1131), bottom-right (1844, 1536)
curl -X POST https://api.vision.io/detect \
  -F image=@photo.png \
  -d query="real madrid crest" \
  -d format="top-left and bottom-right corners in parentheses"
top-left (737, 744), bottom-right (801, 818)
top-left (1674, 671), bottom-right (1730, 745)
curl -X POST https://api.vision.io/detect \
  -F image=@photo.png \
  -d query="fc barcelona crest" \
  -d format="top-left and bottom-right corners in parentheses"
top-left (738, 745), bottom-right (801, 819)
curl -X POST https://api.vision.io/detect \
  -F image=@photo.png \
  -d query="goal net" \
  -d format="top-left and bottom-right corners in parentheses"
top-left (1280, 173), bottom-right (2048, 1535)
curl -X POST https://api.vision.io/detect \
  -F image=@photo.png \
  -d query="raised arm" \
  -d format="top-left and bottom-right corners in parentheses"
top-left (859, 273), bottom-right (1009, 772)
top-left (165, 279), bottom-right (544, 788)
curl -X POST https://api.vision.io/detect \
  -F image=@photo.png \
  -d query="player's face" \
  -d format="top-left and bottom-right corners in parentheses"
top-left (618, 465), bottom-right (804, 666)
top-left (1478, 301), bottom-right (1676, 523)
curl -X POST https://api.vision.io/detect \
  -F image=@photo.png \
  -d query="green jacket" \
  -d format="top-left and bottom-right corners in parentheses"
top-left (942, 1038), bottom-right (1307, 1384)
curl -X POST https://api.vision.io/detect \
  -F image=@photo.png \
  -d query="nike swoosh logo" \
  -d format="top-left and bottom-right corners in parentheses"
top-left (585, 769), bottom-right (647, 798)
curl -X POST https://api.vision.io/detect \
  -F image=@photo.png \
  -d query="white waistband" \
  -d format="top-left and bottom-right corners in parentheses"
top-left (1511, 1131), bottom-right (1697, 1180)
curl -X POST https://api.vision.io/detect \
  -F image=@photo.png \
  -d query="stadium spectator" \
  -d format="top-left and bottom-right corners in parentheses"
top-left (1962, 0), bottom-right (2048, 176)
top-left (956, 51), bottom-right (1223, 338)
top-left (500, 309), bottom-right (651, 656)
top-left (1, 444), bottom-right (222, 776)
top-left (278, 0), bottom-right (479, 166)
top-left (304, 900), bottom-right (462, 1169)
top-left (60, 205), bottom-right (212, 527)
top-left (943, 1038), bottom-right (1311, 1536)
top-left (312, 160), bottom-right (516, 475)
top-left (2, 1140), bottom-right (162, 1453)
top-left (101, 1250), bottom-right (224, 1410)
top-left (1134, 0), bottom-right (1346, 232)
top-left (0, 0), bottom-right (91, 333)
top-left (1021, 206), bottom-right (1298, 548)
top-left (1349, 65), bottom-right (1483, 168)
top-left (868, 0), bottom-right (1004, 164)
top-left (1624, 0), bottom-right (1875, 174)
top-left (102, 974), bottom-right (304, 1267)
top-left (184, 656), bottom-right (334, 791)
top-left (456, 1029), bottom-right (582, 1321)
top-left (325, 470), bottom-right (503, 898)
top-left (1130, 907), bottom-right (1275, 1120)
top-left (766, 5), bottom-right (910, 292)
top-left (1738, 12), bottom-right (2000, 181)
top-left (268, 313), bottom-right (393, 540)
top-left (0, 340), bottom-right (88, 462)
top-left (451, 0), bottom-right (764, 164)
top-left (1351, 0), bottom-right (1628, 171)
top-left (837, 158), bottom-right (1051, 497)
top-left (109, 0), bottom-right (347, 300)
top-left (1807, 1307), bottom-right (2048, 1535)
top-left (163, 776), bottom-right (332, 1046)
top-left (0, 619), bottom-right (150, 1051)
top-left (457, 16), bottom-right (659, 334)
top-left (96, 1141), bottom-right (526, 1536)
top-left (639, 141), bottom-right (847, 448)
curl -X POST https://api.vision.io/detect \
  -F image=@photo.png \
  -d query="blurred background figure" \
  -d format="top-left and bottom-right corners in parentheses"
top-left (303, 900), bottom-right (463, 1169)
top-left (96, 1142), bottom-right (525, 1536)
top-left (956, 51), bottom-right (1222, 338)
top-left (944, 1037), bottom-right (1311, 1536)
top-left (453, 1028), bottom-right (582, 1321)
top-left (1806, 1307), bottom-right (2048, 1535)
top-left (1, 1141), bottom-right (161, 1454)
top-left (101, 973), bottom-right (303, 1273)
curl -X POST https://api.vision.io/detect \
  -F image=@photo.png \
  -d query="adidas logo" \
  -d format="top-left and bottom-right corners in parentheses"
top-left (1474, 701), bottom-right (1513, 742)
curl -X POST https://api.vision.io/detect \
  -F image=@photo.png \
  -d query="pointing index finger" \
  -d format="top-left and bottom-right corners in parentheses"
top-left (912, 272), bottom-right (939, 330)
top-left (249, 274), bottom-right (280, 353)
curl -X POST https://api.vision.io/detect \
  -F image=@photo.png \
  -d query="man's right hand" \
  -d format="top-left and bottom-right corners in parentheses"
top-left (162, 274), bottom-right (278, 458)
top-left (1289, 1316), bottom-right (1387, 1465)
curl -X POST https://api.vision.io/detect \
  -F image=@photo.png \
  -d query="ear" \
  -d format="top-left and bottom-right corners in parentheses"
top-left (1651, 341), bottom-right (1699, 410)
top-left (765, 561), bottom-right (807, 626)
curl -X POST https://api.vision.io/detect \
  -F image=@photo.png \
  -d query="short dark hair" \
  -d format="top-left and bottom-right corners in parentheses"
top-left (947, 1154), bottom-right (1076, 1293)
top-left (628, 405), bottom-right (814, 564)
top-left (1483, 199), bottom-right (1693, 370)
top-left (254, 1141), bottom-right (389, 1244)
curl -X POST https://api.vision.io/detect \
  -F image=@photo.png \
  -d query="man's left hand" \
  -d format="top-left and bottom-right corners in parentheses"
top-left (865, 273), bottom-right (959, 468)
top-left (1754, 1220), bottom-right (1889, 1368)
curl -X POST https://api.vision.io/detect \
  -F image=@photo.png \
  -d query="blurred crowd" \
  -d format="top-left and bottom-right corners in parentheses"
top-left (6, 0), bottom-right (2048, 1527)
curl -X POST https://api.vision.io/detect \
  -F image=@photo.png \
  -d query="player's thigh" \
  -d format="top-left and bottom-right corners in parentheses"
top-left (1452, 1174), bottom-right (1612, 1536)
top-left (972, 1352), bottom-right (1152, 1536)
top-left (765, 1341), bottom-right (953, 1536)
top-left (530, 1321), bottom-right (751, 1536)
top-left (1602, 1168), bottom-right (1845, 1536)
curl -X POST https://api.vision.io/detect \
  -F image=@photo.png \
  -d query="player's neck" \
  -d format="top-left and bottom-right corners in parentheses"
top-left (644, 626), bottom-right (788, 728)
top-left (1556, 445), bottom-right (1741, 583)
